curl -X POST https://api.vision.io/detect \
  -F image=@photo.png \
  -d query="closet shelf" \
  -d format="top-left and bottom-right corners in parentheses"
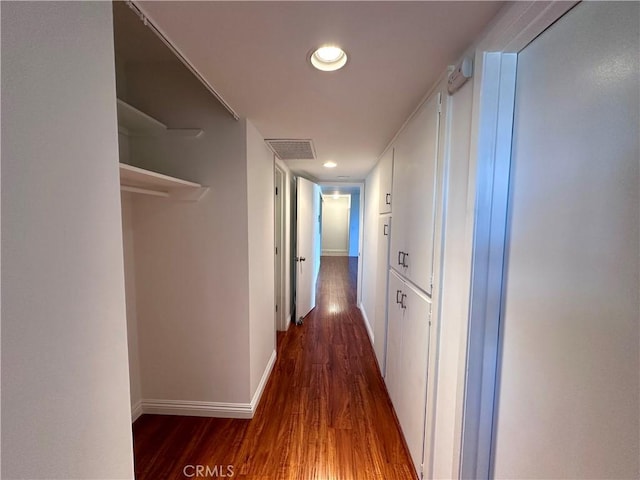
top-left (117, 99), bottom-right (203, 138)
top-left (119, 163), bottom-right (209, 201)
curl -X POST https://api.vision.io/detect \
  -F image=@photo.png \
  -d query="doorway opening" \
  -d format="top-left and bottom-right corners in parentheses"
top-left (291, 179), bottom-right (365, 326)
top-left (319, 184), bottom-right (364, 305)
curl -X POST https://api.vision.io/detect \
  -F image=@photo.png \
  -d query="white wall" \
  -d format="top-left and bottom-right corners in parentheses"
top-left (321, 196), bottom-right (350, 255)
top-left (1, 2), bottom-right (134, 478)
top-left (122, 62), bottom-right (277, 411)
top-left (125, 62), bottom-right (252, 404)
top-left (492, 3), bottom-right (639, 477)
top-left (121, 194), bottom-right (142, 418)
top-left (246, 119), bottom-right (276, 397)
top-left (361, 165), bottom-right (381, 338)
top-left (275, 159), bottom-right (293, 330)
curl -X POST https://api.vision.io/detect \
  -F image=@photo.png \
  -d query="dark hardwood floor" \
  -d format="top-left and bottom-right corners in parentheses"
top-left (133, 256), bottom-right (416, 480)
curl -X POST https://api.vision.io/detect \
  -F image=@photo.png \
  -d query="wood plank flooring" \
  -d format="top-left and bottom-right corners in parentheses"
top-left (133, 256), bottom-right (416, 480)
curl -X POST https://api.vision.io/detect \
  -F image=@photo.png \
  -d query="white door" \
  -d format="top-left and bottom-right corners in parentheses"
top-left (492, 2), bottom-right (639, 478)
top-left (390, 93), bottom-right (441, 294)
top-left (295, 177), bottom-right (321, 323)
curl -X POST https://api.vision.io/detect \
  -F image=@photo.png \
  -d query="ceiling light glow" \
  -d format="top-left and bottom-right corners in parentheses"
top-left (316, 46), bottom-right (343, 63)
top-left (310, 46), bottom-right (348, 72)
top-left (323, 161), bottom-right (337, 168)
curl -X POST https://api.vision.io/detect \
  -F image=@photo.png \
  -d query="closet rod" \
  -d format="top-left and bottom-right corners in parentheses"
top-left (126, 1), bottom-right (240, 121)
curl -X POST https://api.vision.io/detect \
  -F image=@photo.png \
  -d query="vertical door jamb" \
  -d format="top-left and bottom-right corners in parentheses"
top-left (457, 4), bottom-right (578, 477)
top-left (274, 164), bottom-right (285, 331)
top-left (459, 52), bottom-right (517, 479)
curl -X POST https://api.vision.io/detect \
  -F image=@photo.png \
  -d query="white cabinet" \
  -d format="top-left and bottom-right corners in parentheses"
top-left (390, 92), bottom-right (441, 294)
top-left (385, 270), bottom-right (403, 409)
top-left (386, 269), bottom-right (432, 475)
top-left (378, 148), bottom-right (394, 214)
top-left (374, 215), bottom-right (391, 374)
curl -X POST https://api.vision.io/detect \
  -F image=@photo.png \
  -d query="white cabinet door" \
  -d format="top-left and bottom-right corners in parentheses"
top-left (378, 148), bottom-right (394, 214)
top-left (386, 269), bottom-right (432, 476)
top-left (385, 270), bottom-right (404, 407)
top-left (398, 275), bottom-right (432, 475)
top-left (390, 93), bottom-right (441, 294)
top-left (374, 215), bottom-right (391, 375)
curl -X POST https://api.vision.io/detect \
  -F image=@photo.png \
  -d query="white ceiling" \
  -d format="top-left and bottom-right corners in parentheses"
top-left (134, 1), bottom-right (505, 181)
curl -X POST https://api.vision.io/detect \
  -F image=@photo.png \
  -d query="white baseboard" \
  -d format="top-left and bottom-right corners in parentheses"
top-left (321, 250), bottom-right (348, 256)
top-left (140, 399), bottom-right (254, 419)
top-left (136, 349), bottom-right (277, 420)
top-left (250, 349), bottom-right (277, 412)
top-left (358, 302), bottom-right (375, 346)
top-left (278, 313), bottom-right (291, 331)
top-left (131, 400), bottom-right (143, 422)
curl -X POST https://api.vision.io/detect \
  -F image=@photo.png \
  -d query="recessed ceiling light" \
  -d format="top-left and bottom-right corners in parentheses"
top-left (323, 161), bottom-right (337, 168)
top-left (310, 46), bottom-right (348, 72)
top-left (333, 193), bottom-right (340, 199)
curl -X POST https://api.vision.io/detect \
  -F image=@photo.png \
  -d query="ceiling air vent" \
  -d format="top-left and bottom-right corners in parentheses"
top-left (265, 139), bottom-right (316, 160)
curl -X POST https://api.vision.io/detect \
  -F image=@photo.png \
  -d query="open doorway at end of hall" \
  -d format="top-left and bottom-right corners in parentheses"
top-left (319, 184), bottom-right (363, 301)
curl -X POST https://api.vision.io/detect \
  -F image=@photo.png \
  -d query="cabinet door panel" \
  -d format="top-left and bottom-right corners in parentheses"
top-left (379, 148), bottom-right (394, 214)
top-left (390, 140), bottom-right (407, 277)
top-left (385, 270), bottom-right (432, 477)
top-left (391, 93), bottom-right (441, 293)
top-left (399, 282), bottom-right (432, 474)
top-left (374, 215), bottom-right (391, 375)
top-left (385, 270), bottom-right (404, 405)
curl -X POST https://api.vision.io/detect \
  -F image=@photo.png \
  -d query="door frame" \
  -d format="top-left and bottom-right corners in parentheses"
top-left (458, 2), bottom-right (577, 478)
top-left (274, 164), bottom-right (286, 331)
top-left (318, 182), bottom-right (365, 304)
top-left (319, 193), bottom-right (351, 257)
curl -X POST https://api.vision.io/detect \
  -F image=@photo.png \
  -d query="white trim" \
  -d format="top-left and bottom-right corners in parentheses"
top-left (460, 52), bottom-right (518, 480)
top-left (275, 163), bottom-right (287, 332)
top-left (321, 249), bottom-right (349, 256)
top-left (250, 349), bottom-right (277, 412)
top-left (358, 302), bottom-right (374, 346)
top-left (284, 314), bottom-right (291, 331)
top-left (140, 399), bottom-right (254, 419)
top-left (138, 350), bottom-right (277, 420)
top-left (458, 2), bottom-right (577, 477)
top-left (478, 1), bottom-right (578, 53)
top-left (422, 78), bottom-right (452, 480)
top-left (131, 400), bottom-right (143, 422)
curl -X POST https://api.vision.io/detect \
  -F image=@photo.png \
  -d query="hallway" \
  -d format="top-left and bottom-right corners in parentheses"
top-left (132, 256), bottom-right (415, 479)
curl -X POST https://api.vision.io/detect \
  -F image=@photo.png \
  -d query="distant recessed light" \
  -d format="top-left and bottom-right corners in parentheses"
top-left (323, 161), bottom-right (337, 168)
top-left (310, 46), bottom-right (348, 72)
